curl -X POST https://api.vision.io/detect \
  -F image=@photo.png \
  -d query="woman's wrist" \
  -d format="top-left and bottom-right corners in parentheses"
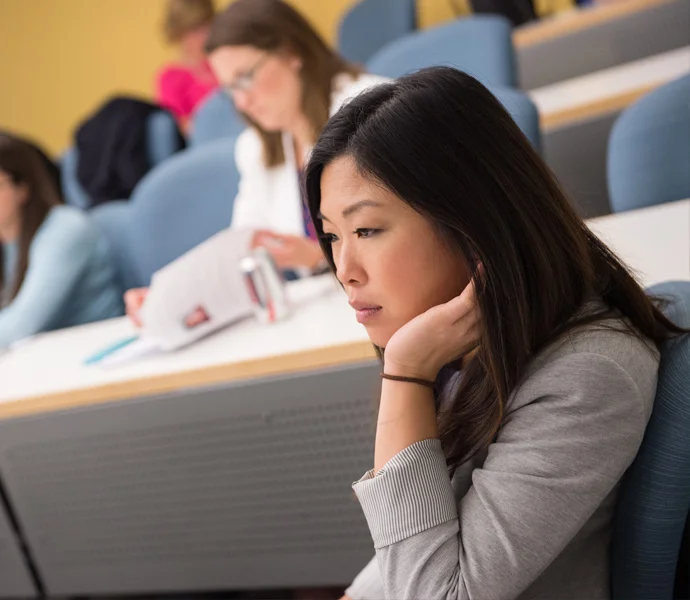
top-left (383, 359), bottom-right (440, 383)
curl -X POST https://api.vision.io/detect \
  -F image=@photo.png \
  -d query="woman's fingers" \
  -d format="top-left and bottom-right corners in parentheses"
top-left (441, 278), bottom-right (478, 323)
top-left (124, 288), bottom-right (148, 328)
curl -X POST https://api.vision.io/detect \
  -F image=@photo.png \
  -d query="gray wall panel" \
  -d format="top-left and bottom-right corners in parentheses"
top-left (519, 0), bottom-right (690, 89)
top-left (0, 497), bottom-right (36, 598)
top-left (544, 112), bottom-right (620, 218)
top-left (0, 362), bottom-right (380, 596)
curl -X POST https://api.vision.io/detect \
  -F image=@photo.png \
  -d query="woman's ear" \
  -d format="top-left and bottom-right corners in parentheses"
top-left (281, 46), bottom-right (302, 72)
top-left (15, 182), bottom-right (29, 206)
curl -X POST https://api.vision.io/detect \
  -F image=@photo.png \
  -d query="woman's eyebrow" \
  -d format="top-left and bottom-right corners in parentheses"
top-left (319, 199), bottom-right (384, 222)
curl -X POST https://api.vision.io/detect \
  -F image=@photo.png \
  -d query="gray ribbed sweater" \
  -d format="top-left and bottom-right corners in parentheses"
top-left (346, 321), bottom-right (659, 600)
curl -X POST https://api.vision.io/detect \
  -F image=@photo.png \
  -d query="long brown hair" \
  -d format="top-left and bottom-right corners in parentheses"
top-left (305, 67), bottom-right (687, 472)
top-left (0, 134), bottom-right (62, 303)
top-left (205, 0), bottom-right (360, 168)
top-left (163, 0), bottom-right (215, 44)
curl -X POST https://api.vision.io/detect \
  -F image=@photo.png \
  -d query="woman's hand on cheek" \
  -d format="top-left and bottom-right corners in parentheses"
top-left (383, 278), bottom-right (481, 382)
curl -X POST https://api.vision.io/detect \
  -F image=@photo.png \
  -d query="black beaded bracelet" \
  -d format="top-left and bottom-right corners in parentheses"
top-left (380, 373), bottom-right (436, 389)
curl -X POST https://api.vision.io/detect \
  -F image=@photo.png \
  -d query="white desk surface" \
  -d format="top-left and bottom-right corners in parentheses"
top-left (587, 199), bottom-right (690, 287)
top-left (0, 276), bottom-right (374, 417)
top-left (531, 46), bottom-right (690, 130)
top-left (0, 200), bottom-right (688, 417)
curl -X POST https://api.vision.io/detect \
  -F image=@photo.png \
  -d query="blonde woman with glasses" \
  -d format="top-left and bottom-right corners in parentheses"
top-left (125, 0), bottom-right (385, 326)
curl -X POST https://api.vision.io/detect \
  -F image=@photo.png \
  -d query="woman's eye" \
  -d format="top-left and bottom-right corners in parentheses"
top-left (354, 228), bottom-right (380, 239)
top-left (320, 233), bottom-right (339, 244)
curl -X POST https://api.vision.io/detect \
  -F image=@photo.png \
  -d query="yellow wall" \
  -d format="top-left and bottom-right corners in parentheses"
top-left (0, 0), bottom-right (355, 155)
top-left (0, 0), bottom-right (575, 154)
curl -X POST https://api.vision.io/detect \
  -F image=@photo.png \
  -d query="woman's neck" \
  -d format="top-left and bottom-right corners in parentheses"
top-left (178, 49), bottom-right (206, 70)
top-left (0, 219), bottom-right (21, 244)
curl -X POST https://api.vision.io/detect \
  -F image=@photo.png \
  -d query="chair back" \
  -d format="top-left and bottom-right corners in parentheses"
top-left (89, 201), bottom-right (145, 293)
top-left (90, 137), bottom-right (240, 288)
top-left (146, 110), bottom-right (183, 166)
top-left (338, 0), bottom-right (416, 64)
top-left (190, 90), bottom-right (245, 147)
top-left (366, 15), bottom-right (516, 88)
top-left (612, 280), bottom-right (690, 599)
top-left (127, 137), bottom-right (240, 284)
top-left (492, 86), bottom-right (542, 152)
top-left (607, 75), bottom-right (690, 213)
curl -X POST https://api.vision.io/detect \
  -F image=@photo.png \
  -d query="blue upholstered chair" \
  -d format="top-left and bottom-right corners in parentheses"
top-left (492, 86), bottom-right (542, 153)
top-left (89, 201), bottom-right (143, 295)
top-left (90, 137), bottom-right (240, 292)
top-left (147, 111), bottom-right (183, 166)
top-left (607, 75), bottom-right (690, 213)
top-left (61, 110), bottom-right (183, 209)
top-left (612, 280), bottom-right (690, 599)
top-left (366, 15), bottom-right (516, 88)
top-left (337, 0), bottom-right (416, 65)
top-left (189, 90), bottom-right (245, 146)
top-left (60, 147), bottom-right (91, 210)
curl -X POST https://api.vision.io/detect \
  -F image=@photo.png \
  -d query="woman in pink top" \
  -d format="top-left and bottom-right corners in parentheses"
top-left (156, 0), bottom-right (219, 134)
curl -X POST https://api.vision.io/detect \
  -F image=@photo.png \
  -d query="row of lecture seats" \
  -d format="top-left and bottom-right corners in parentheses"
top-left (335, 0), bottom-right (690, 216)
top-left (58, 6), bottom-right (690, 216)
top-left (335, 0), bottom-right (690, 88)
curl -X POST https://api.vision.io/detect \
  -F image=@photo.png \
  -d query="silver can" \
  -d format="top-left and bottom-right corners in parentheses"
top-left (239, 246), bottom-right (292, 324)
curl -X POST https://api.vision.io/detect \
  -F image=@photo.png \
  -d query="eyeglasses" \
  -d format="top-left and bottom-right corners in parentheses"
top-left (223, 53), bottom-right (271, 95)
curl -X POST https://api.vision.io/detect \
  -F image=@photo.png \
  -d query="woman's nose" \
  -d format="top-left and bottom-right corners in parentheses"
top-left (335, 244), bottom-right (366, 287)
top-left (232, 88), bottom-right (251, 112)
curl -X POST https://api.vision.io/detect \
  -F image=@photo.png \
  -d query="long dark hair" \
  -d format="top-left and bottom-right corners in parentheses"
top-left (0, 134), bottom-right (62, 303)
top-left (305, 67), bottom-right (685, 471)
top-left (205, 0), bottom-right (360, 168)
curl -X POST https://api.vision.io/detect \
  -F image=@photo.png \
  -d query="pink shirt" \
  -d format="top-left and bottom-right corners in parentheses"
top-left (155, 62), bottom-right (218, 122)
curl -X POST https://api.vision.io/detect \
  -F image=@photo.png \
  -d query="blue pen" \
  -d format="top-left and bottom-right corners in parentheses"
top-left (84, 335), bottom-right (139, 365)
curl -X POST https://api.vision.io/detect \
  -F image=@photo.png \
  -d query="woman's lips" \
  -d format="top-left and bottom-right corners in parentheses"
top-left (349, 301), bottom-right (383, 324)
top-left (355, 307), bottom-right (382, 324)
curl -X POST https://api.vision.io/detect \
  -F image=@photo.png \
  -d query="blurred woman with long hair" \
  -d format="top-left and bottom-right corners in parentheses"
top-left (0, 134), bottom-right (122, 347)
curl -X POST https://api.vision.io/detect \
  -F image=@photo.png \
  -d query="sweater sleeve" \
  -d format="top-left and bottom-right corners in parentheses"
top-left (0, 211), bottom-right (96, 347)
top-left (351, 352), bottom-right (651, 600)
top-left (345, 555), bottom-right (385, 600)
top-left (156, 67), bottom-right (194, 120)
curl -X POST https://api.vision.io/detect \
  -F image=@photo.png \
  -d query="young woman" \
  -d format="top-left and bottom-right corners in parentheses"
top-left (156, 0), bottom-right (218, 133)
top-left (304, 67), bottom-right (686, 600)
top-left (0, 134), bottom-right (122, 348)
top-left (126, 0), bottom-right (385, 325)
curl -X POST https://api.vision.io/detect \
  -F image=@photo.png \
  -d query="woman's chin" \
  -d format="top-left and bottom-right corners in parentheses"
top-left (364, 325), bottom-right (393, 350)
top-left (252, 115), bottom-right (283, 133)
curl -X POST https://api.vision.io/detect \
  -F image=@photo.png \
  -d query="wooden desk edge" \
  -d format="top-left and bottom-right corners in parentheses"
top-left (0, 340), bottom-right (378, 421)
top-left (540, 84), bottom-right (658, 131)
top-left (514, 0), bottom-right (676, 48)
